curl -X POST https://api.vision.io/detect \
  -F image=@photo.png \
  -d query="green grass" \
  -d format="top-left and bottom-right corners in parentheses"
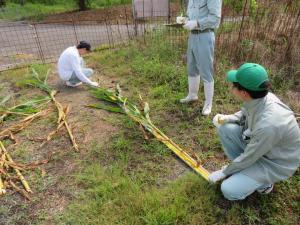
top-left (0, 2), bottom-right (73, 21)
top-left (1, 26), bottom-right (299, 224)
top-left (90, 0), bottom-right (131, 8)
top-left (0, 0), bottom-right (132, 21)
top-left (0, 63), bottom-right (51, 85)
top-left (55, 31), bottom-right (300, 224)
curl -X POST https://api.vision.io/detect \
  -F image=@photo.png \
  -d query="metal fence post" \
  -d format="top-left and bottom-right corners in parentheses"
top-left (32, 23), bottom-right (45, 63)
top-left (124, 6), bottom-right (131, 40)
top-left (237, 0), bottom-right (248, 43)
top-left (72, 19), bottom-right (79, 44)
top-left (105, 18), bottom-right (112, 47)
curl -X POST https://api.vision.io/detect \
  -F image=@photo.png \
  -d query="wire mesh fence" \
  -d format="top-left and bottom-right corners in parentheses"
top-left (0, 1), bottom-right (299, 72)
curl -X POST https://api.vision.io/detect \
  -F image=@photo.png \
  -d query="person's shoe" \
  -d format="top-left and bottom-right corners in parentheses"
top-left (180, 95), bottom-right (198, 103)
top-left (180, 76), bottom-right (200, 103)
top-left (202, 82), bottom-right (214, 116)
top-left (257, 184), bottom-right (274, 194)
top-left (202, 102), bottom-right (212, 115)
top-left (66, 81), bottom-right (82, 87)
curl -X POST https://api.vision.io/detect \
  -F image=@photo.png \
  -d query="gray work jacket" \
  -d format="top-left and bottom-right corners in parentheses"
top-left (223, 93), bottom-right (300, 184)
top-left (187, 0), bottom-right (222, 30)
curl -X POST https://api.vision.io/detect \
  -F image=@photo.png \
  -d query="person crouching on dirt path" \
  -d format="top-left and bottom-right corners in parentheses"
top-left (208, 63), bottom-right (300, 200)
top-left (57, 41), bottom-right (98, 87)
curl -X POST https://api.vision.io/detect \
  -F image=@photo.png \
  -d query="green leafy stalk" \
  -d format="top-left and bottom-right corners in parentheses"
top-left (24, 69), bottom-right (53, 94)
top-left (0, 96), bottom-right (51, 122)
top-left (89, 85), bottom-right (210, 181)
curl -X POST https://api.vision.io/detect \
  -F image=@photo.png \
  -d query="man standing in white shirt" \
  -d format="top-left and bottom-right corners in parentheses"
top-left (57, 41), bottom-right (98, 87)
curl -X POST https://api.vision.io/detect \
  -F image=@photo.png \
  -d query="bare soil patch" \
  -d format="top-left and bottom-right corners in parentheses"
top-left (0, 67), bottom-right (119, 224)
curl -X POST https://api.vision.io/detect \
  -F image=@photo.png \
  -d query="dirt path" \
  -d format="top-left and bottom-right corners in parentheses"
top-left (0, 67), bottom-right (121, 224)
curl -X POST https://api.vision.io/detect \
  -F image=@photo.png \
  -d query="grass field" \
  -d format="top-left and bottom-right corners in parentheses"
top-left (0, 30), bottom-right (299, 224)
top-left (55, 35), bottom-right (300, 225)
top-left (0, 0), bottom-right (132, 21)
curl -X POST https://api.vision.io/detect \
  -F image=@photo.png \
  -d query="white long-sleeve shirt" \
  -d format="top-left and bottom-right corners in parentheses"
top-left (57, 46), bottom-right (93, 85)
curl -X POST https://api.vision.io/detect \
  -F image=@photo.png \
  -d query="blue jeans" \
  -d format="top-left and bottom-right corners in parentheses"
top-left (69, 68), bottom-right (93, 85)
top-left (217, 123), bottom-right (271, 200)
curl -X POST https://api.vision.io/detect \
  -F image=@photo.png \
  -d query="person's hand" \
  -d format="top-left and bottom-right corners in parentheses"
top-left (208, 169), bottom-right (226, 183)
top-left (90, 81), bottom-right (99, 87)
top-left (183, 20), bottom-right (198, 30)
top-left (212, 114), bottom-right (231, 128)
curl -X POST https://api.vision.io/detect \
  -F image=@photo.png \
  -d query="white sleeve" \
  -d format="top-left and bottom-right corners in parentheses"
top-left (227, 111), bottom-right (244, 123)
top-left (70, 55), bottom-right (93, 85)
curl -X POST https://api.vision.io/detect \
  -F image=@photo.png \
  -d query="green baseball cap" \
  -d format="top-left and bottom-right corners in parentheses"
top-left (226, 63), bottom-right (269, 91)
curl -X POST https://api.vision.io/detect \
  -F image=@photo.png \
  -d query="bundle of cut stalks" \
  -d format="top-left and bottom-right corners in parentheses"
top-left (89, 85), bottom-right (210, 181)
top-left (24, 69), bottom-right (79, 151)
top-left (0, 141), bottom-right (51, 200)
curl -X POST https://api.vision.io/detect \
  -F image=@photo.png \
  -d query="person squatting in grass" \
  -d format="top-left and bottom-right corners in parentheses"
top-left (208, 63), bottom-right (300, 200)
top-left (57, 41), bottom-right (98, 87)
top-left (180, 0), bottom-right (222, 116)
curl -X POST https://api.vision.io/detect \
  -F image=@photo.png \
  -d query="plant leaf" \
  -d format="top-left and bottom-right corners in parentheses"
top-left (87, 103), bottom-right (124, 114)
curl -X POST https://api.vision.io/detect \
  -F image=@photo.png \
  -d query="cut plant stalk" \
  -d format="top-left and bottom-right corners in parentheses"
top-left (0, 146), bottom-right (6, 195)
top-left (9, 180), bottom-right (31, 201)
top-left (89, 86), bottom-right (210, 181)
top-left (0, 140), bottom-right (53, 199)
top-left (0, 96), bottom-right (51, 123)
top-left (0, 141), bottom-right (32, 193)
top-left (25, 69), bottom-right (79, 151)
top-left (0, 176), bottom-right (6, 195)
top-left (0, 109), bottom-right (51, 141)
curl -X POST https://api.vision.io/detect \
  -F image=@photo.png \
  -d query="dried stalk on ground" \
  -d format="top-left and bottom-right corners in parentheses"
top-left (0, 141), bottom-right (53, 199)
top-left (0, 147), bottom-right (6, 195)
top-left (0, 142), bottom-right (32, 193)
top-left (89, 85), bottom-right (210, 181)
top-left (0, 109), bottom-right (51, 141)
top-left (25, 69), bottom-right (79, 151)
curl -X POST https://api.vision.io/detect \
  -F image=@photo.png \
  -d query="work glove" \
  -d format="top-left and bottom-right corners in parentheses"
top-left (176, 16), bottom-right (188, 24)
top-left (183, 20), bottom-right (198, 30)
top-left (89, 81), bottom-right (99, 87)
top-left (208, 169), bottom-right (226, 183)
top-left (212, 114), bottom-right (232, 128)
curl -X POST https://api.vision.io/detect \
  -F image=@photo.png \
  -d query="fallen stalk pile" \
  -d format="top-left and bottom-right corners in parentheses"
top-left (0, 69), bottom-right (78, 199)
top-left (0, 141), bottom-right (51, 200)
top-left (25, 69), bottom-right (79, 151)
top-left (89, 85), bottom-right (210, 181)
top-left (0, 92), bottom-right (53, 199)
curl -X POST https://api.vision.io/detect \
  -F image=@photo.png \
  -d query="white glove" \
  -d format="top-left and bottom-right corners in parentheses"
top-left (183, 20), bottom-right (198, 30)
top-left (89, 82), bottom-right (99, 87)
top-left (176, 16), bottom-right (188, 24)
top-left (208, 169), bottom-right (226, 183)
top-left (212, 114), bottom-right (231, 128)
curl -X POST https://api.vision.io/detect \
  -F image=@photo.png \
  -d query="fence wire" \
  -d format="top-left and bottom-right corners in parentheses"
top-left (0, 2), bottom-right (299, 72)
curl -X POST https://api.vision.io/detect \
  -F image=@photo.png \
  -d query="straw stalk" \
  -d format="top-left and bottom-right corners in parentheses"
top-left (89, 85), bottom-right (210, 181)
top-left (25, 69), bottom-right (79, 151)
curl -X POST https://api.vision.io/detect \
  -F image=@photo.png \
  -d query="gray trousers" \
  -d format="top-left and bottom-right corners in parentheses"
top-left (69, 68), bottom-right (93, 85)
top-left (187, 31), bottom-right (215, 83)
top-left (218, 123), bottom-right (271, 200)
